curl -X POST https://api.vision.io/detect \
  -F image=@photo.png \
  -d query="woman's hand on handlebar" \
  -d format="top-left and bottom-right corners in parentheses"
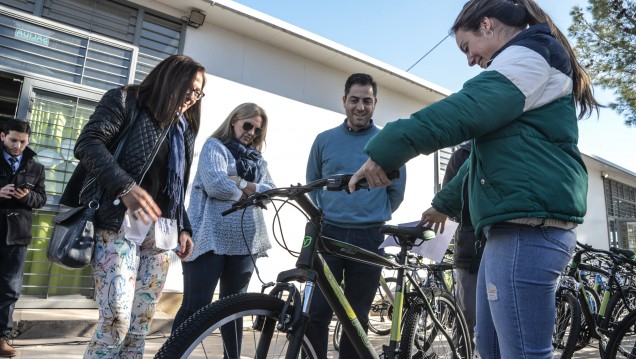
top-left (418, 207), bottom-right (447, 234)
top-left (348, 158), bottom-right (392, 192)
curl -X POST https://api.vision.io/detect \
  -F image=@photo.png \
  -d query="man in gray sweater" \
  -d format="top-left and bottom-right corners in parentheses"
top-left (306, 73), bottom-right (406, 358)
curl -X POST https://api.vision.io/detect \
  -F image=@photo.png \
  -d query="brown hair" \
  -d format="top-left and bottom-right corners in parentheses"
top-left (451, 0), bottom-right (600, 119)
top-left (129, 55), bottom-right (206, 132)
top-left (210, 103), bottom-right (269, 151)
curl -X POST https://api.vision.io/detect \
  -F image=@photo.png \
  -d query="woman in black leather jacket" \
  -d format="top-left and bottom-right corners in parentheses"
top-left (65, 54), bottom-right (205, 358)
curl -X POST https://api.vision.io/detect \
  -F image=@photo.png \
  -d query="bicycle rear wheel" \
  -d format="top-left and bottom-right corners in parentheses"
top-left (369, 277), bottom-right (397, 336)
top-left (605, 309), bottom-right (636, 359)
top-left (399, 289), bottom-right (471, 359)
top-left (553, 291), bottom-right (581, 359)
top-left (333, 318), bottom-right (342, 351)
top-left (603, 288), bottom-right (636, 332)
top-left (154, 293), bottom-right (322, 359)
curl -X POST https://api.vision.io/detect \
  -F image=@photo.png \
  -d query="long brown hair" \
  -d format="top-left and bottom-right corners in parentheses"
top-left (451, 0), bottom-right (600, 119)
top-left (210, 103), bottom-right (268, 151)
top-left (130, 55), bottom-right (206, 132)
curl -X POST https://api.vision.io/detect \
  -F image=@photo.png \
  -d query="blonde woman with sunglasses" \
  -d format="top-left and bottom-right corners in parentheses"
top-left (172, 102), bottom-right (275, 359)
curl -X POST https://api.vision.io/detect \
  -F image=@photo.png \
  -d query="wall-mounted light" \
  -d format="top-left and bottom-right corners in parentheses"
top-left (186, 9), bottom-right (206, 28)
top-left (601, 172), bottom-right (609, 179)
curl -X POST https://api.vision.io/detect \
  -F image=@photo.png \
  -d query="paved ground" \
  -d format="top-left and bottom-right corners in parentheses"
top-left (10, 325), bottom-right (602, 358)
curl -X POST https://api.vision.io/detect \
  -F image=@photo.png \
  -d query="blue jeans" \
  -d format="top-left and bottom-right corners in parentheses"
top-left (308, 224), bottom-right (384, 359)
top-left (475, 223), bottom-right (575, 359)
top-left (173, 251), bottom-right (255, 359)
top-left (0, 243), bottom-right (26, 338)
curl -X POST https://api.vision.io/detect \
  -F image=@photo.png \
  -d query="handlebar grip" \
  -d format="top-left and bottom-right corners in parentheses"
top-left (221, 206), bottom-right (239, 216)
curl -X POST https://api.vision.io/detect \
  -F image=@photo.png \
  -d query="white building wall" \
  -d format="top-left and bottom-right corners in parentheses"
top-left (164, 24), bottom-right (436, 291)
top-left (578, 159), bottom-right (610, 249)
top-left (159, 4), bottom-right (636, 293)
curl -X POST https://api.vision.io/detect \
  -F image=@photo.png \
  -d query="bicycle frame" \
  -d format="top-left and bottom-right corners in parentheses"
top-left (566, 244), bottom-right (636, 339)
top-left (263, 191), bottom-right (458, 359)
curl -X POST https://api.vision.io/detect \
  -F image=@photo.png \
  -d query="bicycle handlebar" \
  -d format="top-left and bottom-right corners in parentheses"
top-left (576, 241), bottom-right (636, 267)
top-left (221, 171), bottom-right (400, 217)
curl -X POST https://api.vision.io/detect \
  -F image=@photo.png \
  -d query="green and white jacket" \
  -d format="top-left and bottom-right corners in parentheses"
top-left (364, 24), bottom-right (587, 235)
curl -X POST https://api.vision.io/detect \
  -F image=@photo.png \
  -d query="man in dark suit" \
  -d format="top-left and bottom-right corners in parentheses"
top-left (0, 119), bottom-right (46, 357)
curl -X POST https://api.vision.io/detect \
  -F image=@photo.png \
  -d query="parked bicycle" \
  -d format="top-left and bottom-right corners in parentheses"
top-left (553, 241), bottom-right (636, 358)
top-left (155, 174), bottom-right (471, 359)
top-left (334, 252), bottom-right (456, 351)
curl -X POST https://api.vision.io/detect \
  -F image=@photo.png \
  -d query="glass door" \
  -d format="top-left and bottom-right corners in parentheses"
top-left (17, 77), bottom-right (102, 308)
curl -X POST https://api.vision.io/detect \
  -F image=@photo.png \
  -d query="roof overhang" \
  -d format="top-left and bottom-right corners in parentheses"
top-left (139, 0), bottom-right (451, 105)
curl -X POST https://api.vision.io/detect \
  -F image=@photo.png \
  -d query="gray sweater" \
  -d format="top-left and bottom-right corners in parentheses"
top-left (186, 138), bottom-right (274, 260)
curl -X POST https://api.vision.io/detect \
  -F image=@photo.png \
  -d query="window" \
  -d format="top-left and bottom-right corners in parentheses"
top-left (0, 10), bottom-right (134, 90)
top-left (23, 88), bottom-right (98, 302)
top-left (603, 178), bottom-right (636, 250)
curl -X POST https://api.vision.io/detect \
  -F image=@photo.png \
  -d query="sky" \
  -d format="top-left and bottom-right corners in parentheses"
top-left (231, 0), bottom-right (634, 172)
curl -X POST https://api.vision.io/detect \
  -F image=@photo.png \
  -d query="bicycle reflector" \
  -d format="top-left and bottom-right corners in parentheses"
top-left (423, 230), bottom-right (436, 240)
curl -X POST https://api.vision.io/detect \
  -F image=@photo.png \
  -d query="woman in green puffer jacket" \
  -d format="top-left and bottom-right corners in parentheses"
top-left (349, 0), bottom-right (600, 358)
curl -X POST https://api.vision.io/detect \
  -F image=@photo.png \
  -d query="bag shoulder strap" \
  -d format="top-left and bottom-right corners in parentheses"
top-left (81, 88), bottom-right (140, 203)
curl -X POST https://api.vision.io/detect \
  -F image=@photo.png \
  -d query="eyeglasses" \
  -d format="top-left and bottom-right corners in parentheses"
top-left (241, 121), bottom-right (262, 137)
top-left (186, 88), bottom-right (205, 101)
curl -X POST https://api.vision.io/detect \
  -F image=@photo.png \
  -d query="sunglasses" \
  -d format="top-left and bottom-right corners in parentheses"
top-left (241, 121), bottom-right (262, 137)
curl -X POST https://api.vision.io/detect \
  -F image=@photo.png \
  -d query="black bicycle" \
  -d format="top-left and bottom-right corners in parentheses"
top-left (155, 174), bottom-right (471, 359)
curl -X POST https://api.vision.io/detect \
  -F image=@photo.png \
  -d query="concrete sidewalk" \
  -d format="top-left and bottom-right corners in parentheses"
top-left (13, 309), bottom-right (173, 340)
top-left (9, 308), bottom-right (603, 358)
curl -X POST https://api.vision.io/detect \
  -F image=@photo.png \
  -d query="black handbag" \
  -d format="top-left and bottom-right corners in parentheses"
top-left (47, 205), bottom-right (97, 269)
top-left (47, 92), bottom-right (137, 269)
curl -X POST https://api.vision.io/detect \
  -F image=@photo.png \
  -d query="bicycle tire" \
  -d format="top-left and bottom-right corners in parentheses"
top-left (602, 288), bottom-right (636, 332)
top-left (575, 285), bottom-right (600, 351)
top-left (399, 289), bottom-right (472, 359)
top-left (333, 318), bottom-right (341, 351)
top-left (553, 292), bottom-right (581, 359)
top-left (604, 309), bottom-right (636, 359)
top-left (154, 293), bottom-right (322, 359)
top-left (369, 277), bottom-right (397, 336)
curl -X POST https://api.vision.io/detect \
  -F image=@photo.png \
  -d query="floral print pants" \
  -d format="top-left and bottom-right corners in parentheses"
top-left (84, 226), bottom-right (170, 359)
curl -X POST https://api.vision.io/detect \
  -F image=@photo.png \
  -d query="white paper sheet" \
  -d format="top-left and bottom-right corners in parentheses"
top-left (122, 211), bottom-right (153, 246)
top-left (379, 220), bottom-right (459, 262)
top-left (155, 218), bottom-right (178, 250)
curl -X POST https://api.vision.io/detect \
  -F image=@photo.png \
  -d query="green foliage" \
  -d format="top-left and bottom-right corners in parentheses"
top-left (569, 0), bottom-right (636, 126)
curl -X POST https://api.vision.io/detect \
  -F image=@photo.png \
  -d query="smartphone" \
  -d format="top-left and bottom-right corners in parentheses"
top-left (17, 182), bottom-right (34, 190)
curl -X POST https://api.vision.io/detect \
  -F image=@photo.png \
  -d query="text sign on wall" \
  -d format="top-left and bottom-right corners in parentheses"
top-left (14, 28), bottom-right (50, 46)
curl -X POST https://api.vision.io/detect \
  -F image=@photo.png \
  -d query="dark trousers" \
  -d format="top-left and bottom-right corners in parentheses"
top-left (0, 242), bottom-right (26, 338)
top-left (309, 224), bottom-right (384, 359)
top-left (173, 251), bottom-right (256, 359)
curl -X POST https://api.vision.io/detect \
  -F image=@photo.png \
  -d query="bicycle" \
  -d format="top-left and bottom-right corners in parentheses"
top-left (598, 248), bottom-right (636, 359)
top-left (554, 242), bottom-right (636, 358)
top-left (155, 173), bottom-right (471, 359)
top-left (334, 253), bottom-right (456, 351)
top-left (605, 304), bottom-right (636, 358)
top-left (333, 273), bottom-right (397, 351)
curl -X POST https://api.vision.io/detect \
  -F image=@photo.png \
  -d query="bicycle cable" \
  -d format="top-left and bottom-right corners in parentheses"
top-left (235, 187), bottom-right (319, 287)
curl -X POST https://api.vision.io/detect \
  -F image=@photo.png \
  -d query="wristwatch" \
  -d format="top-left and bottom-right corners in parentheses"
top-left (238, 178), bottom-right (248, 190)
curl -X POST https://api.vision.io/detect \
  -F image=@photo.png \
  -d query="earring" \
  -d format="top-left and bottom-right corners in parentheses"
top-left (483, 28), bottom-right (494, 38)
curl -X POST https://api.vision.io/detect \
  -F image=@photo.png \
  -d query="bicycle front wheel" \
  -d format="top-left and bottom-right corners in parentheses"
top-left (399, 289), bottom-right (472, 359)
top-left (605, 309), bottom-right (636, 359)
top-left (154, 293), bottom-right (322, 359)
top-left (553, 291), bottom-right (581, 359)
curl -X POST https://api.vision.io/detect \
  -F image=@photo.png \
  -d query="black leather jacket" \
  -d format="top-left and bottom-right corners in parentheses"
top-left (0, 147), bottom-right (46, 245)
top-left (63, 87), bottom-right (196, 233)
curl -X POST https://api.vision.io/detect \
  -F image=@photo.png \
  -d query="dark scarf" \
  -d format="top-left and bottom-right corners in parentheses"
top-left (225, 138), bottom-right (263, 182)
top-left (164, 114), bottom-right (187, 219)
